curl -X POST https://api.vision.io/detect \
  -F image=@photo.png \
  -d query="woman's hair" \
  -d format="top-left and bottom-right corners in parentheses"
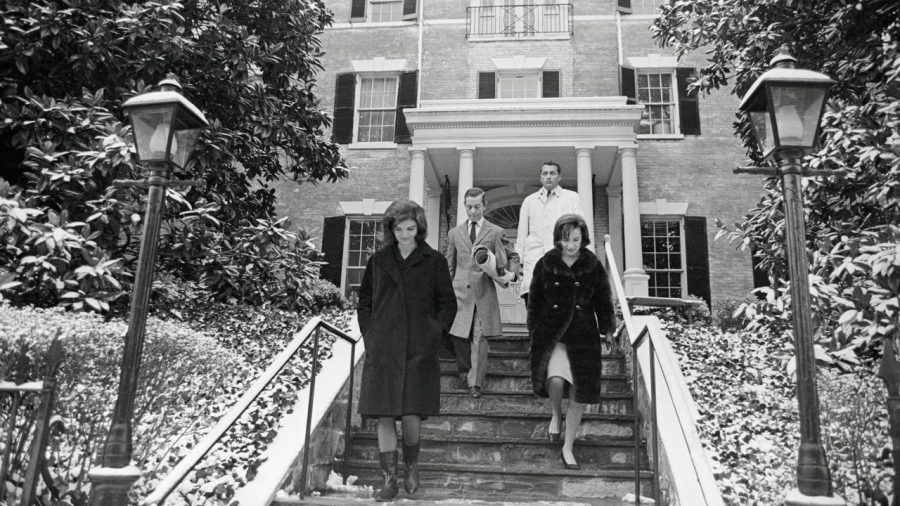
top-left (553, 213), bottom-right (591, 249)
top-left (382, 199), bottom-right (428, 246)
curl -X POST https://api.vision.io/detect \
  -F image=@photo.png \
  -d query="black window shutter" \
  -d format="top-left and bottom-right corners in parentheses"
top-left (350, 0), bottom-right (366, 20)
top-left (478, 72), bottom-right (496, 99)
top-left (394, 71), bottom-right (418, 144)
top-left (750, 243), bottom-right (769, 293)
top-left (402, 0), bottom-right (416, 19)
top-left (333, 73), bottom-right (356, 144)
top-left (677, 68), bottom-right (701, 135)
top-left (684, 216), bottom-right (711, 308)
top-left (542, 71), bottom-right (559, 98)
top-left (321, 216), bottom-right (346, 287)
top-left (620, 66), bottom-right (636, 105)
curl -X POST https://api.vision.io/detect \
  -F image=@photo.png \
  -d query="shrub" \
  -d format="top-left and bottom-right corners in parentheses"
top-left (714, 296), bottom-right (756, 332)
top-left (0, 303), bottom-right (248, 505)
top-left (1, 0), bottom-right (349, 314)
top-left (661, 315), bottom-right (893, 505)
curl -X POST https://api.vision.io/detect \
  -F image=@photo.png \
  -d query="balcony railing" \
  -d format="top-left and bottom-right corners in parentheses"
top-left (466, 3), bottom-right (573, 39)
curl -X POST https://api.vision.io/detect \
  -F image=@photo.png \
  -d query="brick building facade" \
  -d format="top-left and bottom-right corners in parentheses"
top-left (274, 0), bottom-right (766, 322)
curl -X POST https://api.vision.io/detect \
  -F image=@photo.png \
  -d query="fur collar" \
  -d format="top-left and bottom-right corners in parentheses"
top-left (542, 248), bottom-right (599, 279)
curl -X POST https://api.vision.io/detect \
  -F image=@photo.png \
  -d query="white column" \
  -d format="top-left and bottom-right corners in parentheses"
top-left (575, 147), bottom-right (595, 251)
top-left (456, 148), bottom-right (475, 226)
top-left (425, 190), bottom-right (441, 249)
top-left (620, 146), bottom-right (649, 296)
top-left (408, 147), bottom-right (426, 205)
top-left (606, 185), bottom-right (624, 279)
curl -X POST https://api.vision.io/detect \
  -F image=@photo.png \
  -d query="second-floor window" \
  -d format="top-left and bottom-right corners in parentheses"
top-left (350, 0), bottom-right (416, 22)
top-left (369, 0), bottom-right (402, 22)
top-left (478, 70), bottom-right (559, 99)
top-left (332, 71), bottom-right (417, 145)
top-left (356, 76), bottom-right (398, 143)
top-left (637, 72), bottom-right (675, 135)
top-left (499, 72), bottom-right (540, 98)
top-left (621, 66), bottom-right (701, 136)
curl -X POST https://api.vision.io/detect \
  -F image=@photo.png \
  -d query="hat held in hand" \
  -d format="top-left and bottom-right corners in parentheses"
top-left (472, 245), bottom-right (517, 287)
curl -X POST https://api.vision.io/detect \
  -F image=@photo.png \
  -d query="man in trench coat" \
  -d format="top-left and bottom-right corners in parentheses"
top-left (445, 187), bottom-right (510, 398)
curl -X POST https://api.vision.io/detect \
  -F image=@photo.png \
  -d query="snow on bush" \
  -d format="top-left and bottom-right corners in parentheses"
top-left (661, 317), bottom-right (892, 505)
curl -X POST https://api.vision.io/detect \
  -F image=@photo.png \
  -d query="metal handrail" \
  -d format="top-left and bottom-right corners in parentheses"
top-left (465, 3), bottom-right (573, 38)
top-left (142, 316), bottom-right (359, 505)
top-left (603, 235), bottom-right (660, 505)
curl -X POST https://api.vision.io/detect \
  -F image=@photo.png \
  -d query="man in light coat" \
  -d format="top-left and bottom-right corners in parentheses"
top-left (445, 187), bottom-right (509, 398)
top-left (515, 161), bottom-right (586, 302)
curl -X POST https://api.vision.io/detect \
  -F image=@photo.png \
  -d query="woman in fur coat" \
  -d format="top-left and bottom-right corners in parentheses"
top-left (526, 213), bottom-right (616, 469)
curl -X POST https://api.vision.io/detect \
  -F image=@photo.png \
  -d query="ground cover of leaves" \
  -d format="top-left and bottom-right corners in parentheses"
top-left (662, 318), bottom-right (893, 505)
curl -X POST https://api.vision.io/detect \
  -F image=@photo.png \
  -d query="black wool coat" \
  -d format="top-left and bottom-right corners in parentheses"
top-left (357, 242), bottom-right (457, 418)
top-left (527, 248), bottom-right (616, 404)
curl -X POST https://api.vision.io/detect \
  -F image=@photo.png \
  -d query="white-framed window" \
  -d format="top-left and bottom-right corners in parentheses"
top-left (637, 71), bottom-right (676, 135)
top-left (355, 75), bottom-right (398, 143)
top-left (497, 72), bottom-right (541, 98)
top-left (641, 217), bottom-right (685, 298)
top-left (368, 0), bottom-right (402, 22)
top-left (343, 217), bottom-right (384, 298)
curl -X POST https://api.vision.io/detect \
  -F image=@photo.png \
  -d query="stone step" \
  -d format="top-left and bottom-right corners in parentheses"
top-left (275, 492), bottom-right (636, 505)
top-left (364, 410), bottom-right (635, 440)
top-left (487, 335), bottom-right (529, 352)
top-left (346, 432), bottom-right (649, 470)
top-left (437, 390), bottom-right (633, 416)
top-left (439, 370), bottom-right (630, 394)
top-left (440, 354), bottom-right (627, 376)
top-left (332, 459), bottom-right (654, 502)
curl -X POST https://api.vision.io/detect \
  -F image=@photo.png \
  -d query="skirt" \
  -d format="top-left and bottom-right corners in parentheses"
top-left (546, 342), bottom-right (573, 384)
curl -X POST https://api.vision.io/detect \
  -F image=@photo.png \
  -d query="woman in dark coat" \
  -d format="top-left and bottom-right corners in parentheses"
top-left (527, 213), bottom-right (615, 470)
top-left (357, 199), bottom-right (457, 501)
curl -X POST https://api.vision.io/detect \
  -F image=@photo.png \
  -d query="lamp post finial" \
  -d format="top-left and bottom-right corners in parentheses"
top-left (158, 74), bottom-right (183, 93)
top-left (770, 46), bottom-right (798, 69)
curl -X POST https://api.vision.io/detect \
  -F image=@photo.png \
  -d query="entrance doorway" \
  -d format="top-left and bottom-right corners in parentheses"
top-left (483, 186), bottom-right (534, 325)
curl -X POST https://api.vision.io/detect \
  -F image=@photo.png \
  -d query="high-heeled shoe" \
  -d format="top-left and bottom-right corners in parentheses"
top-left (560, 450), bottom-right (580, 470)
top-left (548, 418), bottom-right (561, 441)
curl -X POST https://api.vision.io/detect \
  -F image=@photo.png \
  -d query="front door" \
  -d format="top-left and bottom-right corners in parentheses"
top-left (484, 202), bottom-right (526, 324)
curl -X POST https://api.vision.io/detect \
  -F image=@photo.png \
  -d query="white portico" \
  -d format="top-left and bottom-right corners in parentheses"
top-left (404, 97), bottom-right (650, 319)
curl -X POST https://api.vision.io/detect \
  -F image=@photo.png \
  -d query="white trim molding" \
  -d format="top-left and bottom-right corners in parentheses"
top-left (491, 55), bottom-right (547, 71)
top-left (350, 57), bottom-right (409, 73)
top-left (639, 199), bottom-right (689, 216)
top-left (339, 199), bottom-right (392, 216)
top-left (625, 54), bottom-right (678, 69)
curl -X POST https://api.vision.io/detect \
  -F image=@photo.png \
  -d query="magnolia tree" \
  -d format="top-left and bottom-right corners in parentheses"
top-left (653, 0), bottom-right (899, 362)
top-left (0, 0), bottom-right (348, 312)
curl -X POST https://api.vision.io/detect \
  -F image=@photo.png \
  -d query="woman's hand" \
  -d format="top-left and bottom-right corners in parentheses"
top-left (603, 332), bottom-right (617, 354)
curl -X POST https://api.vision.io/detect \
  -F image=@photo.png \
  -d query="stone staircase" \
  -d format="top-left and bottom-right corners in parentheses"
top-left (289, 324), bottom-right (652, 504)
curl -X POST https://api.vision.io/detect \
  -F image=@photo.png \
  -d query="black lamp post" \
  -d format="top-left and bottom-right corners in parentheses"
top-left (89, 76), bottom-right (208, 506)
top-left (738, 49), bottom-right (844, 504)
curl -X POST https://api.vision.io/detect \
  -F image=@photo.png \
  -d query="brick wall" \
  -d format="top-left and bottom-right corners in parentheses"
top-left (293, 0), bottom-right (766, 305)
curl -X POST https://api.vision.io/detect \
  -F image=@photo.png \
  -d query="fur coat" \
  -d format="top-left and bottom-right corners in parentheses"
top-left (526, 247), bottom-right (615, 404)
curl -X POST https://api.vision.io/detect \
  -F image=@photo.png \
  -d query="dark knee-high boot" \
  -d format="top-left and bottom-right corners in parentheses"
top-left (402, 442), bottom-right (421, 494)
top-left (374, 450), bottom-right (399, 501)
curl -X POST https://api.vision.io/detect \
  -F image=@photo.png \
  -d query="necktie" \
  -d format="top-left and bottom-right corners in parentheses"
top-left (470, 221), bottom-right (477, 244)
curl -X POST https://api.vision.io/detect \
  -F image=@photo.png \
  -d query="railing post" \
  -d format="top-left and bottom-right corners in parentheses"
top-left (21, 379), bottom-right (56, 505)
top-left (343, 341), bottom-right (356, 485)
top-left (0, 391), bottom-right (22, 502)
top-left (650, 339), bottom-right (660, 505)
top-left (633, 342), bottom-right (640, 505)
top-left (299, 325), bottom-right (322, 499)
top-left (878, 338), bottom-right (900, 506)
